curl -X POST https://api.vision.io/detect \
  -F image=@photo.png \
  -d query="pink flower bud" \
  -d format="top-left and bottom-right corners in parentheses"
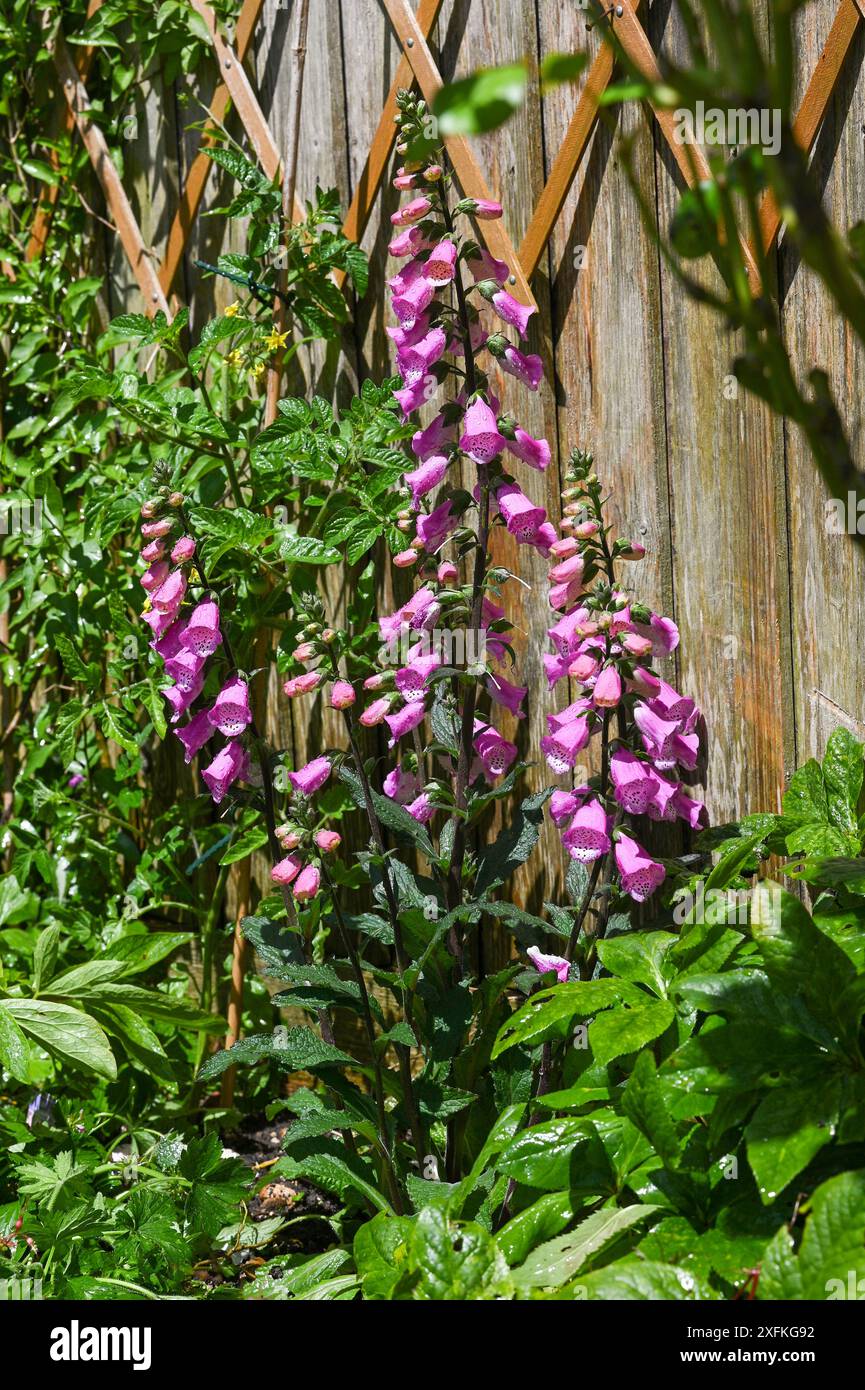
top-left (314, 830), bottom-right (341, 853)
top-left (292, 642), bottom-right (316, 663)
top-left (170, 536), bottom-right (196, 563)
top-left (394, 548), bottom-right (419, 568)
top-left (293, 864), bottom-right (321, 900)
top-left (437, 561), bottom-right (458, 583)
top-left (331, 680), bottom-right (356, 709)
top-left (271, 854), bottom-right (302, 886)
top-left (620, 541), bottom-right (646, 560)
top-left (574, 520), bottom-right (599, 538)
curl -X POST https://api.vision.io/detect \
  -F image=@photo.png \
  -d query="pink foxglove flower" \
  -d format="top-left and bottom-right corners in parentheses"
top-left (293, 864), bottom-right (321, 900)
top-left (474, 726), bottom-right (518, 780)
top-left (174, 709), bottom-right (215, 763)
top-left (615, 833), bottom-right (666, 902)
top-left (632, 613), bottom-right (680, 656)
top-left (467, 247), bottom-right (509, 283)
top-left (182, 601), bottom-right (222, 658)
top-left (164, 647), bottom-right (206, 692)
top-left (314, 830), bottom-right (342, 852)
top-left (271, 854), bottom-right (302, 885)
top-left (506, 428), bottom-right (551, 472)
top-left (415, 500), bottom-right (456, 553)
top-left (561, 798), bottom-right (612, 863)
top-left (151, 569), bottom-right (187, 613)
top-left (288, 756), bottom-right (331, 796)
top-left (540, 714), bottom-right (590, 774)
top-left (389, 225), bottom-right (432, 258)
top-left (459, 397), bottom-right (506, 464)
top-left (201, 740), bottom-right (246, 805)
top-left (459, 197), bottom-right (502, 219)
top-left (593, 665), bottom-right (622, 709)
top-left (490, 288), bottom-right (535, 338)
top-left (384, 763), bottom-right (421, 804)
top-left (360, 696), bottom-right (392, 727)
top-left (153, 619), bottom-right (188, 661)
top-left (141, 561), bottom-right (169, 592)
top-left (390, 195), bottom-right (433, 225)
top-left (385, 701), bottom-right (426, 748)
top-left (495, 482), bottom-right (547, 543)
top-left (527, 947), bottom-right (570, 983)
top-left (672, 789), bottom-right (708, 829)
top-left (412, 412), bottom-right (456, 460)
top-left (486, 673), bottom-right (527, 718)
top-left (496, 344), bottom-right (543, 390)
top-left (330, 680), bottom-right (356, 709)
top-left (207, 678), bottom-right (252, 737)
top-left (141, 539), bottom-right (166, 563)
top-left (404, 454), bottom-right (450, 508)
top-left (164, 675), bottom-right (203, 723)
top-left (424, 238), bottom-right (457, 285)
top-left (407, 792), bottom-right (435, 824)
top-left (395, 652), bottom-right (442, 701)
top-left (141, 519), bottom-right (173, 539)
top-left (610, 747), bottom-right (658, 814)
top-left (397, 325), bottom-right (447, 385)
top-left (170, 536), bottom-right (196, 563)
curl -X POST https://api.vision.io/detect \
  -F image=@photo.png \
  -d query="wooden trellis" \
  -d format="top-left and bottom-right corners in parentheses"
top-left (29, 0), bottom-right (865, 312)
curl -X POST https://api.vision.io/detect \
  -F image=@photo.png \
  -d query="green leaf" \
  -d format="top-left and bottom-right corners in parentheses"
top-left (493, 979), bottom-right (642, 1058)
top-left (276, 532), bottom-right (341, 566)
top-left (205, 145), bottom-right (270, 191)
top-left (540, 52), bottom-right (588, 91)
top-left (406, 1207), bottom-right (512, 1299)
top-left (476, 788), bottom-right (553, 893)
top-left (750, 880), bottom-right (857, 1037)
top-left (575, 1258), bottom-right (715, 1300)
top-left (759, 1170), bottom-right (865, 1300)
top-left (96, 701), bottom-right (139, 757)
top-left (497, 1119), bottom-right (614, 1193)
top-left (353, 1213), bottom-right (414, 1299)
top-left (4, 999), bottom-right (116, 1079)
top-left (219, 823), bottom-right (269, 865)
top-left (511, 1203), bottom-right (662, 1290)
top-left (588, 998), bottom-right (675, 1067)
top-left (432, 64), bottom-right (528, 136)
top-left (495, 1191), bottom-right (584, 1266)
top-left (198, 1027), bottom-right (357, 1080)
top-left (0, 1002), bottom-right (32, 1083)
top-left (596, 932), bottom-right (676, 997)
top-left (782, 757), bottom-right (828, 825)
top-left (822, 727), bottom-right (864, 834)
top-left (621, 1050), bottom-right (683, 1168)
top-left (745, 1080), bottom-right (840, 1203)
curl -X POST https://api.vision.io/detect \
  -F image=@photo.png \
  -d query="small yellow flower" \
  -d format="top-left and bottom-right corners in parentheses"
top-left (224, 302), bottom-right (240, 318)
top-left (264, 328), bottom-right (289, 352)
top-left (227, 349), bottom-right (244, 368)
top-left (142, 598), bottom-right (152, 613)
top-left (251, 361), bottom-right (266, 378)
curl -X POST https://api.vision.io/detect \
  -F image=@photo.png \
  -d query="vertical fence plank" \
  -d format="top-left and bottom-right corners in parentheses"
top-left (647, 1), bottom-right (794, 824)
top-left (781, 3), bottom-right (865, 759)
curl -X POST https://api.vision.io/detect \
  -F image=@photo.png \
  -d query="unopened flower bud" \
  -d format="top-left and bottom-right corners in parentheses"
top-left (169, 491), bottom-right (184, 508)
top-left (574, 520), bottom-right (599, 538)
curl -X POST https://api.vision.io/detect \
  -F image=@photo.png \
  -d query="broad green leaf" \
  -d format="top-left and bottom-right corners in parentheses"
top-left (621, 1050), bottom-right (683, 1168)
top-left (0, 1002), bottom-right (32, 1082)
top-left (476, 788), bottom-right (553, 893)
top-left (198, 1027), bottom-right (357, 1080)
top-left (4, 999), bottom-right (116, 1079)
top-left (596, 932), bottom-right (676, 997)
top-left (496, 1191), bottom-right (585, 1267)
top-left (407, 1207), bottom-right (512, 1299)
top-left (745, 1080), bottom-right (840, 1203)
top-left (574, 1258), bottom-right (715, 1300)
top-left (759, 1170), bottom-right (865, 1300)
top-left (588, 998), bottom-right (675, 1067)
top-left (512, 1203), bottom-right (663, 1290)
top-left (493, 979), bottom-right (642, 1058)
top-left (497, 1118), bottom-right (614, 1193)
top-left (353, 1213), bottom-right (413, 1299)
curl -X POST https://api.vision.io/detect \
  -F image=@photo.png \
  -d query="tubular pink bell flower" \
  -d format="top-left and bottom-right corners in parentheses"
top-left (627, 666), bottom-right (662, 698)
top-left (540, 715), bottom-right (590, 775)
top-left (424, 238), bottom-right (457, 285)
top-left (314, 830), bottom-right (342, 852)
top-left (153, 619), bottom-right (187, 660)
top-left (491, 288), bottom-right (536, 338)
top-left (506, 428), bottom-right (551, 472)
top-left (390, 196), bottom-right (433, 226)
top-left (388, 225), bottom-right (432, 258)
top-left (412, 413), bottom-right (456, 460)
top-left (394, 549), bottom-right (419, 568)
top-left (474, 726), bottom-right (518, 780)
top-left (495, 482), bottom-right (547, 542)
top-left (561, 798), bottom-right (612, 863)
top-left (415, 501), bottom-right (456, 555)
top-left (672, 789), bottom-right (708, 829)
top-left (461, 197), bottom-right (503, 220)
top-left (201, 740), bottom-right (246, 806)
top-left (407, 792), bottom-right (435, 824)
top-left (141, 561), bottom-right (169, 592)
top-left (395, 652), bottom-right (441, 702)
top-left (527, 946), bottom-right (570, 983)
top-left (141, 539), bottom-right (166, 563)
top-left (496, 345), bottom-right (543, 391)
top-left (288, 756), bottom-right (331, 796)
top-left (459, 397), bottom-right (506, 464)
top-left (404, 454), bottom-right (450, 508)
top-left (170, 536), bottom-right (196, 563)
top-left (207, 678), bottom-right (252, 737)
top-left (486, 672), bottom-right (527, 718)
top-left (593, 665), bottom-right (622, 709)
top-left (181, 601), bottom-right (222, 657)
top-left (384, 763), bottom-right (421, 804)
top-left (164, 674), bottom-right (203, 723)
top-left (174, 709), bottom-right (215, 763)
top-left (141, 519), bottom-right (173, 539)
top-left (360, 696), bottom-right (392, 727)
top-left (151, 569), bottom-right (187, 612)
top-left (397, 325), bottom-right (447, 385)
top-left (610, 747), bottom-right (658, 814)
top-left (648, 680), bottom-right (697, 730)
top-left (293, 864), bottom-right (321, 900)
top-left (467, 247), bottom-right (509, 283)
top-left (615, 833), bottom-right (666, 902)
top-left (632, 613), bottom-right (680, 657)
top-left (330, 680), bottom-right (356, 709)
top-left (164, 648), bottom-right (206, 692)
top-left (271, 854), bottom-right (302, 885)
top-left (385, 701), bottom-right (426, 748)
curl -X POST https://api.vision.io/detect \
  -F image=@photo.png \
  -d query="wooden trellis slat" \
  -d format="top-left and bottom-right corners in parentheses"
top-left (159, 0), bottom-right (266, 297)
top-left (756, 0), bottom-right (862, 254)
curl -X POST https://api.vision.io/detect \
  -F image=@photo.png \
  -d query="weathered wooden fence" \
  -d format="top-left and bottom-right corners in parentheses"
top-left (37, 0), bottom-right (865, 910)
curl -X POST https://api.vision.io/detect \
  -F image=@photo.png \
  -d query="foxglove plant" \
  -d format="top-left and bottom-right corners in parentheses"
top-left (530, 449), bottom-right (707, 982)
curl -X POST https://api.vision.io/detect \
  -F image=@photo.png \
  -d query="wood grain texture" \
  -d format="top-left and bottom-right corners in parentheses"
top-left (779, 1), bottom-right (865, 761)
